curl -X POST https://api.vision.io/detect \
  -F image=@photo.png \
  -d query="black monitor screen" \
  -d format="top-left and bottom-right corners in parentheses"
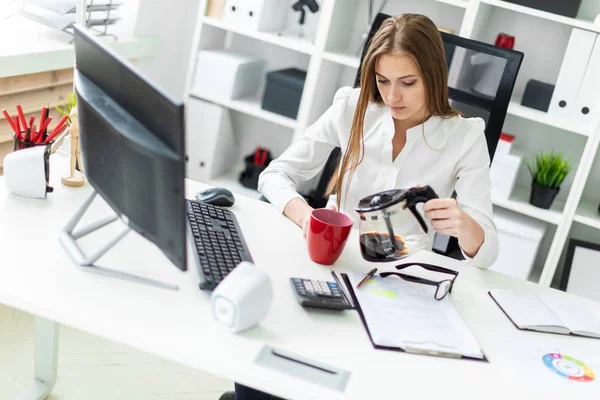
top-left (73, 25), bottom-right (187, 271)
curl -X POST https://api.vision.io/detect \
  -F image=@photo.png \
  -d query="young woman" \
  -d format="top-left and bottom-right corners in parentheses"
top-left (221, 12), bottom-right (499, 400)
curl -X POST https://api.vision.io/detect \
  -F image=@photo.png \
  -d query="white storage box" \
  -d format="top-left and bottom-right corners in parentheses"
top-left (222, 0), bottom-right (287, 32)
top-left (185, 97), bottom-right (237, 182)
top-left (490, 152), bottom-right (522, 200)
top-left (490, 207), bottom-right (547, 280)
top-left (496, 132), bottom-right (515, 154)
top-left (193, 50), bottom-right (264, 100)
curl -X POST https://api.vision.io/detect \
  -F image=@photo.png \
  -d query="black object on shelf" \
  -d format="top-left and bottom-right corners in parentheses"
top-left (503, 0), bottom-right (583, 18)
top-left (239, 147), bottom-right (273, 190)
top-left (529, 182), bottom-right (559, 210)
top-left (262, 68), bottom-right (307, 119)
top-left (521, 79), bottom-right (555, 112)
top-left (292, 0), bottom-right (319, 26)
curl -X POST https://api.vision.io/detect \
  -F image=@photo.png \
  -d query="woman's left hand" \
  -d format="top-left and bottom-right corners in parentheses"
top-left (423, 198), bottom-right (466, 238)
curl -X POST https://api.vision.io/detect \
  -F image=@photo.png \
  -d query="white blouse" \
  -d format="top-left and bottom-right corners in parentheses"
top-left (258, 87), bottom-right (498, 269)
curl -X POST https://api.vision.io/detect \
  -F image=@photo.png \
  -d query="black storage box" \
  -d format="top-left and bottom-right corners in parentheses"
top-left (521, 79), bottom-right (555, 112)
top-left (262, 68), bottom-right (307, 119)
top-left (504, 0), bottom-right (583, 18)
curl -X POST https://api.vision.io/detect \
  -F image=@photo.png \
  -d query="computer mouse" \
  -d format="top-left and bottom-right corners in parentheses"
top-left (195, 187), bottom-right (235, 207)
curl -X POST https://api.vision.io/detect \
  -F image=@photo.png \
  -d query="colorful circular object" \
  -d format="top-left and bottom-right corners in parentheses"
top-left (542, 353), bottom-right (595, 382)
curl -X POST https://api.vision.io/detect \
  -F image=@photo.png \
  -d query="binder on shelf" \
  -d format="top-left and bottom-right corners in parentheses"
top-left (571, 35), bottom-right (600, 132)
top-left (185, 97), bottom-right (237, 182)
top-left (548, 28), bottom-right (596, 121)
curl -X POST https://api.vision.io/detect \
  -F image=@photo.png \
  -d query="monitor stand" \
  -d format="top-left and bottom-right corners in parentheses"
top-left (59, 191), bottom-right (179, 291)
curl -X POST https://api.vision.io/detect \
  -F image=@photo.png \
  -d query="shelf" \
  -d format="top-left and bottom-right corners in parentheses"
top-left (435, 0), bottom-right (471, 8)
top-left (480, 0), bottom-right (600, 34)
top-left (190, 93), bottom-right (297, 130)
top-left (492, 186), bottom-right (564, 225)
top-left (202, 17), bottom-right (315, 55)
top-left (0, 10), bottom-right (158, 78)
top-left (574, 199), bottom-right (600, 230)
top-left (206, 169), bottom-right (263, 200)
top-left (507, 99), bottom-right (590, 136)
top-left (322, 51), bottom-right (360, 69)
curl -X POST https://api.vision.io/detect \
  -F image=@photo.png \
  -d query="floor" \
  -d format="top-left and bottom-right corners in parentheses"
top-left (0, 304), bottom-right (233, 400)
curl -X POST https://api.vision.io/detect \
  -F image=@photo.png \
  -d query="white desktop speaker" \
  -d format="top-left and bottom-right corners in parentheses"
top-left (4, 146), bottom-right (53, 199)
top-left (211, 261), bottom-right (273, 333)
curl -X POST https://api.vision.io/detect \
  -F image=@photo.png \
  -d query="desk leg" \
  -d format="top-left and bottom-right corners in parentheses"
top-left (12, 317), bottom-right (59, 400)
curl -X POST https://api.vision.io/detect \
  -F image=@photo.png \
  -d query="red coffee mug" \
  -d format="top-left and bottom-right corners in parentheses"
top-left (307, 209), bottom-right (354, 265)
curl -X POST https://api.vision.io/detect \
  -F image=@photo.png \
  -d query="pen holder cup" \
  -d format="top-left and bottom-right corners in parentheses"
top-left (13, 132), bottom-right (54, 151)
top-left (238, 150), bottom-right (273, 190)
top-left (239, 164), bottom-right (268, 190)
top-left (12, 133), bottom-right (54, 183)
top-left (4, 142), bottom-right (55, 199)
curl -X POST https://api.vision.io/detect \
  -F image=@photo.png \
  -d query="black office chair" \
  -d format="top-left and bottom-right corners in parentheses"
top-left (304, 13), bottom-right (524, 259)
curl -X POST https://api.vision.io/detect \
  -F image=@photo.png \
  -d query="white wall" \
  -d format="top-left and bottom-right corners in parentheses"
top-left (133, 0), bottom-right (202, 100)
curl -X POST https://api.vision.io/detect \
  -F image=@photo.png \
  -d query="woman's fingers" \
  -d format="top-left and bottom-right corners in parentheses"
top-left (302, 217), bottom-right (310, 239)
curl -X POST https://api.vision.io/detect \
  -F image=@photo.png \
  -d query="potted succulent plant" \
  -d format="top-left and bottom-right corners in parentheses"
top-left (525, 151), bottom-right (573, 209)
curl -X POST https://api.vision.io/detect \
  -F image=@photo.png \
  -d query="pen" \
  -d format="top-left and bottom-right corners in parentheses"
top-left (259, 149), bottom-right (267, 166)
top-left (43, 105), bottom-right (50, 139)
top-left (16, 105), bottom-right (27, 132)
top-left (15, 117), bottom-right (21, 140)
top-left (37, 117), bottom-right (52, 143)
top-left (44, 123), bottom-right (67, 144)
top-left (2, 109), bottom-right (18, 135)
top-left (356, 268), bottom-right (378, 288)
top-left (39, 107), bottom-right (47, 136)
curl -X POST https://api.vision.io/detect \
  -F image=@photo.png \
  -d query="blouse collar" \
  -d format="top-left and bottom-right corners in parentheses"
top-left (381, 105), bottom-right (442, 143)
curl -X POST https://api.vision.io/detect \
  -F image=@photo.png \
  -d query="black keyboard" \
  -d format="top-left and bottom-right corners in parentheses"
top-left (186, 199), bottom-right (253, 290)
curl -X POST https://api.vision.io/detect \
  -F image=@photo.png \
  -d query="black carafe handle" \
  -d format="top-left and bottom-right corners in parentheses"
top-left (405, 185), bottom-right (439, 233)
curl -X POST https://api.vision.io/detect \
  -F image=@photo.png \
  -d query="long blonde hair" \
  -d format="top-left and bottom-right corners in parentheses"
top-left (327, 14), bottom-right (460, 210)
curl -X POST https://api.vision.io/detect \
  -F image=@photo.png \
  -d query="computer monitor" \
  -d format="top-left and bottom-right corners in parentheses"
top-left (72, 25), bottom-right (187, 272)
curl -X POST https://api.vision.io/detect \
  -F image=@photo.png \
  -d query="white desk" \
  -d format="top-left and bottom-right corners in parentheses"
top-left (1, 154), bottom-right (599, 399)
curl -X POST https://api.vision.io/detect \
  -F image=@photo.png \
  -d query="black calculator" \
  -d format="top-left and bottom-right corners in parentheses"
top-left (290, 278), bottom-right (353, 310)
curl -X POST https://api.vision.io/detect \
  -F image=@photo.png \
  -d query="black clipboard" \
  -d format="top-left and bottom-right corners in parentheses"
top-left (341, 273), bottom-right (488, 362)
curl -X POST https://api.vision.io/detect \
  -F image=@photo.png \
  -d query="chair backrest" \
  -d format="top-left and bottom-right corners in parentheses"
top-left (308, 13), bottom-right (523, 209)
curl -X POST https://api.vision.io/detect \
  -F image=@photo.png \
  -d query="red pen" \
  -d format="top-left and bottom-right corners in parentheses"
top-left (253, 146), bottom-right (260, 166)
top-left (37, 117), bottom-right (52, 142)
top-left (39, 107), bottom-right (47, 134)
top-left (50, 115), bottom-right (69, 136)
top-left (44, 124), bottom-right (67, 144)
top-left (30, 125), bottom-right (37, 143)
top-left (15, 117), bottom-right (22, 140)
top-left (28, 116), bottom-right (35, 129)
top-left (259, 149), bottom-right (267, 166)
top-left (2, 109), bottom-right (18, 134)
top-left (16, 105), bottom-right (27, 132)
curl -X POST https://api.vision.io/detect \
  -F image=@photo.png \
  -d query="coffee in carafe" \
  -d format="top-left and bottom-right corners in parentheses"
top-left (355, 186), bottom-right (439, 262)
top-left (359, 232), bottom-right (409, 262)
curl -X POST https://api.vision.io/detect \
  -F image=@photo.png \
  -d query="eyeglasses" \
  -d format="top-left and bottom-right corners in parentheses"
top-left (379, 262), bottom-right (459, 300)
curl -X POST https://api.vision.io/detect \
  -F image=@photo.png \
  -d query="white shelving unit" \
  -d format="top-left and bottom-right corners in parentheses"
top-left (491, 187), bottom-right (565, 225)
top-left (480, 0), bottom-right (600, 34)
top-left (507, 99), bottom-right (590, 137)
top-left (575, 200), bottom-right (600, 231)
top-left (201, 16), bottom-right (316, 55)
top-left (184, 0), bottom-right (600, 288)
top-left (190, 93), bottom-right (298, 130)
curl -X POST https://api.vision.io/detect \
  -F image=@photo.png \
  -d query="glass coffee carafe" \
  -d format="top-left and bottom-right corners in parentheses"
top-left (354, 186), bottom-right (439, 262)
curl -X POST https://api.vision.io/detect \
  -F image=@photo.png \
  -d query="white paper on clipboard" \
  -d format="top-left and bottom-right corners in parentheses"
top-left (347, 271), bottom-right (483, 359)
